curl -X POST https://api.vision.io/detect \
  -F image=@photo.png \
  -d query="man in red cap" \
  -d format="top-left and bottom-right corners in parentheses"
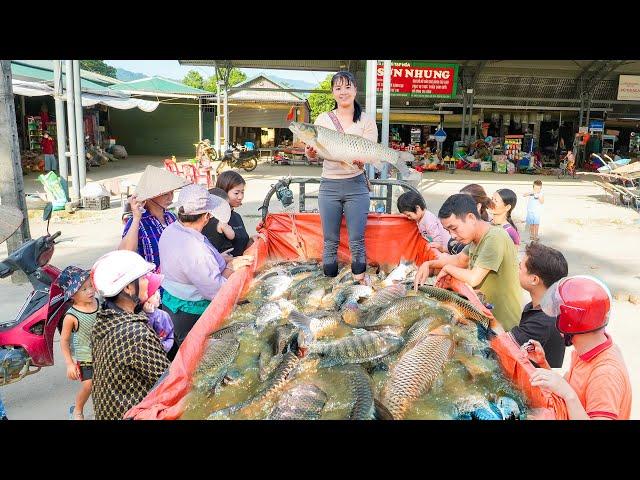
top-left (521, 275), bottom-right (632, 420)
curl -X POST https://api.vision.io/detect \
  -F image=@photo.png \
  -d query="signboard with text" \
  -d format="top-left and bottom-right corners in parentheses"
top-left (617, 75), bottom-right (640, 101)
top-left (376, 62), bottom-right (459, 98)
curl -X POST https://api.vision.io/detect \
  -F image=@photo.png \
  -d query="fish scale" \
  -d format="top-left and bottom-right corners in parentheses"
top-left (381, 329), bottom-right (455, 420)
top-left (288, 122), bottom-right (413, 176)
top-left (417, 286), bottom-right (491, 330)
top-left (267, 383), bottom-right (328, 420)
top-left (310, 331), bottom-right (403, 366)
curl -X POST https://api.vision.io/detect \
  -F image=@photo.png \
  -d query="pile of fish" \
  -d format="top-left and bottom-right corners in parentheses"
top-left (182, 261), bottom-right (528, 420)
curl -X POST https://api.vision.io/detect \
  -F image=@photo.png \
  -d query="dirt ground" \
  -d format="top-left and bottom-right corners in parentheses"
top-left (1, 156), bottom-right (638, 419)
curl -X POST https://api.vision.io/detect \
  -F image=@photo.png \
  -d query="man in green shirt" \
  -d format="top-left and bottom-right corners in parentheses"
top-left (414, 193), bottom-right (522, 331)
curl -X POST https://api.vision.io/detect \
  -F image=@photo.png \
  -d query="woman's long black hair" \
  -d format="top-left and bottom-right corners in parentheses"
top-left (331, 71), bottom-right (362, 123)
top-left (496, 188), bottom-right (518, 232)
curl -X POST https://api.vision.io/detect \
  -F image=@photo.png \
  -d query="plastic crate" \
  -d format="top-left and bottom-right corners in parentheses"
top-left (82, 195), bottom-right (110, 210)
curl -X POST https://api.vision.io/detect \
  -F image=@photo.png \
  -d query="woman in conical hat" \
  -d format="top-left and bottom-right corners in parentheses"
top-left (119, 165), bottom-right (190, 271)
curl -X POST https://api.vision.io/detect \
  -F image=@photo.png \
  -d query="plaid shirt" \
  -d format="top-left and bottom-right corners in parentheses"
top-left (122, 210), bottom-right (176, 271)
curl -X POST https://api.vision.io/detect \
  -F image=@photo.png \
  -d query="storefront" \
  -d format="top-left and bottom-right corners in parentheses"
top-left (227, 75), bottom-right (310, 148)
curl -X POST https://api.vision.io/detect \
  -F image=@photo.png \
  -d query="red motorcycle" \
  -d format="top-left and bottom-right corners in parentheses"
top-left (0, 203), bottom-right (67, 386)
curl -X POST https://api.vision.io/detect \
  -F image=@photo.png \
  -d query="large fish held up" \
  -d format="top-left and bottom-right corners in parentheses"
top-left (288, 121), bottom-right (416, 177)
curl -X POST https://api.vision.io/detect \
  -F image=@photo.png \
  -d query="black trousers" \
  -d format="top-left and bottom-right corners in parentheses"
top-left (165, 308), bottom-right (202, 350)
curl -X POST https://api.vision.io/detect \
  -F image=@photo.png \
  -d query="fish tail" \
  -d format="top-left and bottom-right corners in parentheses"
top-left (288, 310), bottom-right (315, 341)
top-left (396, 151), bottom-right (414, 176)
top-left (373, 398), bottom-right (394, 420)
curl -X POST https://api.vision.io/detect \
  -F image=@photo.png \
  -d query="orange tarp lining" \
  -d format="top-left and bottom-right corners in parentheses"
top-left (125, 213), bottom-right (566, 420)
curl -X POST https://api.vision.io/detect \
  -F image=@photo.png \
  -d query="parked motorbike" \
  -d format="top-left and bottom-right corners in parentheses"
top-left (217, 144), bottom-right (259, 174)
top-left (0, 203), bottom-right (68, 386)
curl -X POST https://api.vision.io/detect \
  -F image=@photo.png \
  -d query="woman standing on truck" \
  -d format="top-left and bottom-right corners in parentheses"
top-left (304, 71), bottom-right (378, 284)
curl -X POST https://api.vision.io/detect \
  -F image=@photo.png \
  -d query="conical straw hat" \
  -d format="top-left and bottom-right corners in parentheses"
top-left (0, 205), bottom-right (24, 244)
top-left (134, 165), bottom-right (191, 202)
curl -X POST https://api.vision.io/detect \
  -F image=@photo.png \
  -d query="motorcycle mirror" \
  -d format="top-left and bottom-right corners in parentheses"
top-left (43, 203), bottom-right (53, 222)
top-left (43, 203), bottom-right (52, 235)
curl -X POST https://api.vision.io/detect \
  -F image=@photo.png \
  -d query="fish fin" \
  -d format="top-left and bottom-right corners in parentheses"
top-left (288, 310), bottom-right (315, 342)
top-left (373, 399), bottom-right (394, 421)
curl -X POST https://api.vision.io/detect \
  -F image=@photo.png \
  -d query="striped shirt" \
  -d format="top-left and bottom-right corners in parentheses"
top-left (67, 304), bottom-right (98, 363)
top-left (122, 210), bottom-right (177, 272)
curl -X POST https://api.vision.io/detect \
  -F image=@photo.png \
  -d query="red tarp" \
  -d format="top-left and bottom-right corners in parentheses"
top-left (125, 213), bottom-right (566, 420)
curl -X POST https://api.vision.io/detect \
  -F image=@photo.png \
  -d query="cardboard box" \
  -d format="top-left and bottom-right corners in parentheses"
top-left (480, 161), bottom-right (493, 172)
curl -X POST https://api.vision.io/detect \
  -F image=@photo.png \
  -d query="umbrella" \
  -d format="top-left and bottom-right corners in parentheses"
top-left (0, 205), bottom-right (24, 244)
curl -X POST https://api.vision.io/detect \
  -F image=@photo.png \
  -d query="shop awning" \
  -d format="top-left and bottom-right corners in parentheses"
top-left (11, 79), bottom-right (53, 97)
top-left (81, 93), bottom-right (159, 111)
top-left (11, 79), bottom-right (159, 112)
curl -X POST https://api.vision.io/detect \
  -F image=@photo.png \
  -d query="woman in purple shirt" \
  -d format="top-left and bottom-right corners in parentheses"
top-left (490, 188), bottom-right (521, 246)
top-left (158, 185), bottom-right (253, 348)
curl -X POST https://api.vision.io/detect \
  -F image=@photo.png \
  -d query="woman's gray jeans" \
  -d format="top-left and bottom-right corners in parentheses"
top-left (318, 173), bottom-right (369, 276)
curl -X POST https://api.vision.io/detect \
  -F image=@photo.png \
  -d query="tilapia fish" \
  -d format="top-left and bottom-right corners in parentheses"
top-left (255, 299), bottom-right (295, 332)
top-left (308, 330), bottom-right (404, 367)
top-left (288, 121), bottom-right (414, 176)
top-left (380, 261), bottom-right (417, 287)
top-left (260, 274), bottom-right (294, 301)
top-left (417, 285), bottom-right (491, 330)
top-left (330, 284), bottom-right (374, 310)
top-left (341, 284), bottom-right (407, 324)
top-left (288, 309), bottom-right (344, 342)
top-left (192, 338), bottom-right (240, 395)
top-left (267, 383), bottom-right (327, 420)
top-left (381, 325), bottom-right (455, 420)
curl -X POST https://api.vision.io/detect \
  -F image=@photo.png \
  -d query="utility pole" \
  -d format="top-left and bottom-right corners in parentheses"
top-left (53, 60), bottom-right (69, 199)
top-left (0, 60), bottom-right (31, 283)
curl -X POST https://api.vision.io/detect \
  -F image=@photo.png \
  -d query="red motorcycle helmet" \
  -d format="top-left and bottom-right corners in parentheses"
top-left (541, 275), bottom-right (611, 335)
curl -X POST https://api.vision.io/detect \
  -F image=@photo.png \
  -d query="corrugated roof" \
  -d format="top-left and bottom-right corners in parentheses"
top-left (13, 60), bottom-right (121, 85)
top-left (10, 61), bottom-right (115, 92)
top-left (109, 76), bottom-right (210, 96)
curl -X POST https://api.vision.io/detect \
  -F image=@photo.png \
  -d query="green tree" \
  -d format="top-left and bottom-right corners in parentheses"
top-left (307, 74), bottom-right (335, 122)
top-left (80, 60), bottom-right (117, 79)
top-left (203, 68), bottom-right (247, 93)
top-left (182, 70), bottom-right (204, 89)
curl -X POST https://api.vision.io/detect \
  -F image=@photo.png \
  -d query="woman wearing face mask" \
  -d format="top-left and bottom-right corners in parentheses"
top-left (90, 249), bottom-right (170, 420)
top-left (305, 71), bottom-right (378, 284)
top-left (489, 188), bottom-right (520, 246)
top-left (119, 165), bottom-right (190, 272)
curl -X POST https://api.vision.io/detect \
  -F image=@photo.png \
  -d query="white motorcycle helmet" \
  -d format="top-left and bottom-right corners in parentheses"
top-left (91, 251), bottom-right (161, 310)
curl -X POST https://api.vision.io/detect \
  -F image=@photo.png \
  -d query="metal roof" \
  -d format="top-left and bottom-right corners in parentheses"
top-left (108, 76), bottom-right (210, 96)
top-left (181, 60), bottom-right (640, 108)
top-left (10, 61), bottom-right (121, 94)
top-left (13, 60), bottom-right (121, 85)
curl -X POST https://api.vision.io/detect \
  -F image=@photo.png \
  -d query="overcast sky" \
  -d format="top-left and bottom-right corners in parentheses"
top-left (106, 60), bottom-right (334, 85)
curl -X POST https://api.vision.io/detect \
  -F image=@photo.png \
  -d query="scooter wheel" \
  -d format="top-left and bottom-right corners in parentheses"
top-left (243, 158), bottom-right (258, 172)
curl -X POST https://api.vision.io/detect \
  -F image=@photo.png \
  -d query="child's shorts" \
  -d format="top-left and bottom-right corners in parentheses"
top-left (526, 211), bottom-right (541, 225)
top-left (76, 361), bottom-right (93, 381)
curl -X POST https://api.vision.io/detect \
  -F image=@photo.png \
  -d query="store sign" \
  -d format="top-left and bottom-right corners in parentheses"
top-left (434, 128), bottom-right (447, 142)
top-left (589, 120), bottom-right (604, 132)
top-left (617, 75), bottom-right (640, 101)
top-left (376, 62), bottom-right (458, 98)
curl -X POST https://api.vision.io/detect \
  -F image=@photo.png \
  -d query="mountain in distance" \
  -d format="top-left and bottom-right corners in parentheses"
top-left (115, 68), bottom-right (145, 82)
top-left (264, 74), bottom-right (317, 98)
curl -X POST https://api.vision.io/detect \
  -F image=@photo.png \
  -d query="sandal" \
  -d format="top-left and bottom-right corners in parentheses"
top-left (69, 405), bottom-right (84, 420)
